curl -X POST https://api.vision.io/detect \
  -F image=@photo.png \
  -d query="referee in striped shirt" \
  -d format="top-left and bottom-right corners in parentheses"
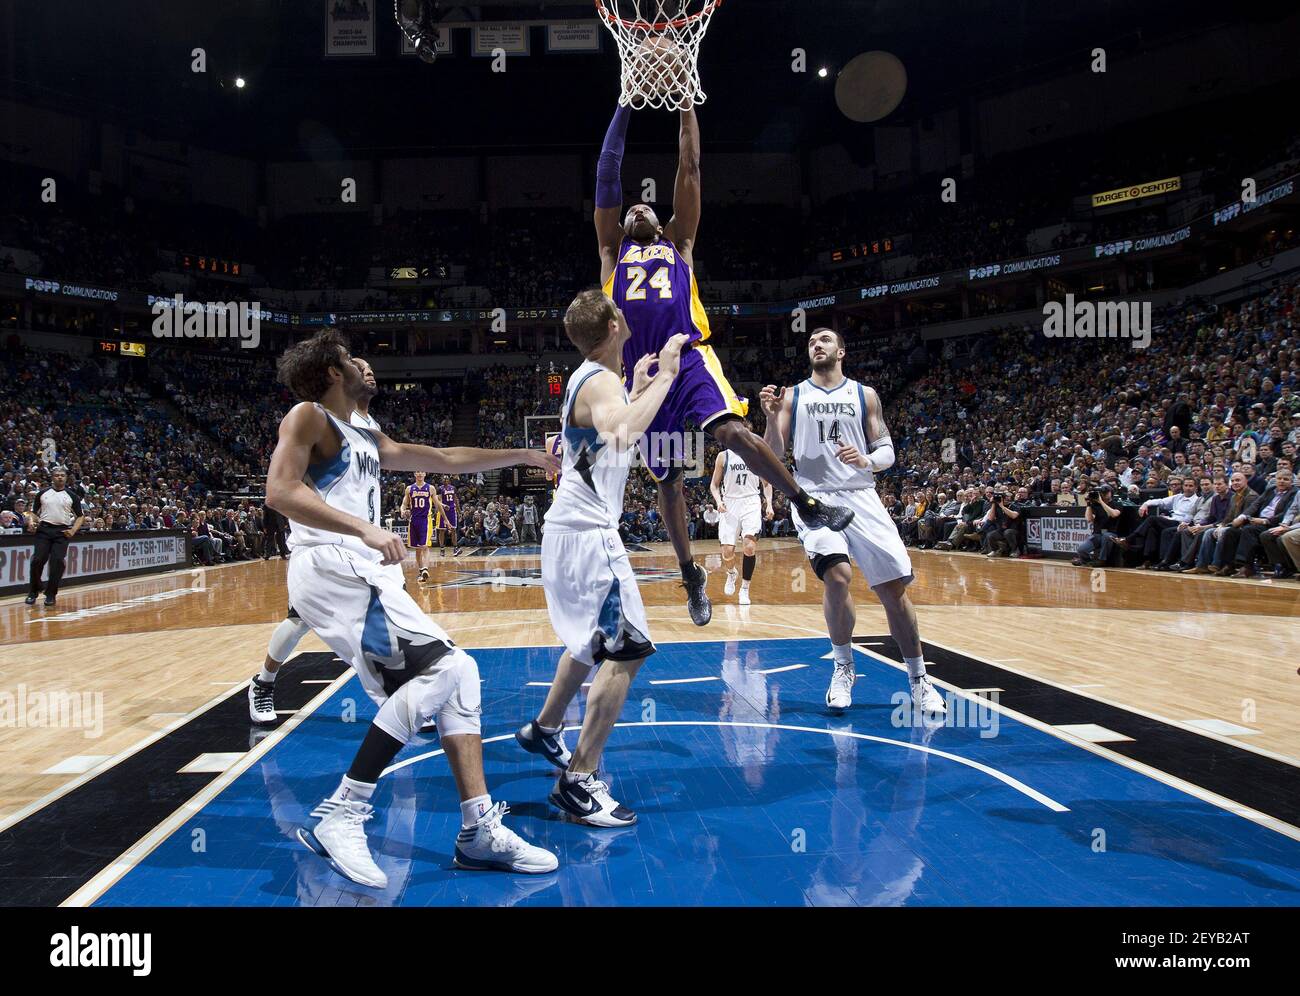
top-left (25, 467), bottom-right (84, 607)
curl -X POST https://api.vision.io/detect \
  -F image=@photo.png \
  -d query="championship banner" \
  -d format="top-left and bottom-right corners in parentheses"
top-left (324, 0), bottom-right (376, 57)
top-left (401, 25), bottom-right (452, 56)
top-left (1091, 176), bottom-right (1181, 209)
top-left (546, 21), bottom-right (601, 53)
top-left (1026, 514), bottom-right (1091, 554)
top-left (0, 531), bottom-right (190, 595)
top-left (473, 23), bottom-right (530, 56)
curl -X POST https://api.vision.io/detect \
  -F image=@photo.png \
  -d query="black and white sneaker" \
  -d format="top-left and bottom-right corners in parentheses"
top-left (515, 720), bottom-right (571, 769)
top-left (550, 772), bottom-right (637, 828)
top-left (248, 676), bottom-right (277, 724)
top-left (23, 593), bottom-right (37, 605)
top-left (682, 563), bottom-right (711, 627)
top-left (417, 567), bottom-right (430, 585)
top-left (43, 596), bottom-right (55, 607)
top-left (800, 500), bottom-right (854, 532)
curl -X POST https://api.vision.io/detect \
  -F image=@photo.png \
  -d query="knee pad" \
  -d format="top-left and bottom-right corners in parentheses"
top-left (267, 616), bottom-right (311, 663)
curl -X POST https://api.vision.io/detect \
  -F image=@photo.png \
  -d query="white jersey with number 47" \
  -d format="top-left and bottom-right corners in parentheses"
top-left (723, 450), bottom-right (760, 503)
top-left (789, 377), bottom-right (877, 492)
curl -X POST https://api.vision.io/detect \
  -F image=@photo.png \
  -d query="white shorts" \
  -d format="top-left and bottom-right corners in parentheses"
top-left (792, 487), bottom-right (914, 589)
top-left (286, 544), bottom-right (481, 737)
top-left (719, 498), bottom-right (762, 545)
top-left (542, 527), bottom-right (654, 667)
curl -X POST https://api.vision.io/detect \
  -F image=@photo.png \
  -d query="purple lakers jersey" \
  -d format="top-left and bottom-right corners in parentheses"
top-left (605, 235), bottom-right (712, 377)
top-left (408, 483), bottom-right (432, 521)
top-left (438, 484), bottom-right (457, 515)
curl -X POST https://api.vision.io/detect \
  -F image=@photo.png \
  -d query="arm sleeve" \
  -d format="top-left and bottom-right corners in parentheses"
top-left (864, 436), bottom-right (895, 473)
top-left (595, 105), bottom-right (631, 210)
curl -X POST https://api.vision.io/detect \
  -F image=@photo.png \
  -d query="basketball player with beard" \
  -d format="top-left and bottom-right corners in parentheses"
top-left (250, 356), bottom-right (381, 724)
top-left (593, 104), bottom-right (853, 629)
top-left (759, 328), bottom-right (947, 720)
top-left (265, 330), bottom-right (559, 885)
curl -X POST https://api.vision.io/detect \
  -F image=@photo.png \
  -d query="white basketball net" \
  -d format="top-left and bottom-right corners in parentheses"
top-left (596, 0), bottom-right (720, 111)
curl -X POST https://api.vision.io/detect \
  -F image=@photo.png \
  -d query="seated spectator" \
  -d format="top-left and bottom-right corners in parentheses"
top-left (1073, 485), bottom-right (1122, 566)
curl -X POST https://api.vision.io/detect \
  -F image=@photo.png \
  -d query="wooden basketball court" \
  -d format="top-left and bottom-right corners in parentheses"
top-left (7, 541), bottom-right (1300, 906)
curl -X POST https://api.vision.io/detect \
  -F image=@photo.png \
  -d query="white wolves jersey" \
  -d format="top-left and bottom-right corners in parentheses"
top-left (288, 404), bottom-right (384, 558)
top-left (789, 377), bottom-right (876, 492)
top-left (546, 359), bottom-right (631, 531)
top-left (723, 450), bottom-right (760, 503)
top-left (351, 410), bottom-right (381, 432)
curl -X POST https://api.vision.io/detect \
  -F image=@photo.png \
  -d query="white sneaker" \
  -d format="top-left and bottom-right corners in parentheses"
top-left (825, 659), bottom-right (856, 710)
top-left (723, 570), bottom-right (738, 596)
top-left (910, 673), bottom-right (948, 718)
top-left (454, 801), bottom-right (558, 873)
top-left (248, 676), bottom-right (277, 724)
top-left (738, 585), bottom-right (751, 606)
top-left (550, 772), bottom-right (638, 828)
top-left (297, 798), bottom-right (388, 889)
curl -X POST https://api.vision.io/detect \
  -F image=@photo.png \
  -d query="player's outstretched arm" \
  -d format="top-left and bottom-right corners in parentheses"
top-left (595, 104), bottom-right (631, 284)
top-left (265, 403), bottom-right (403, 563)
top-left (583, 333), bottom-right (690, 448)
top-left (709, 451), bottom-right (727, 511)
top-left (759, 384), bottom-right (792, 456)
top-left (663, 108), bottom-right (701, 266)
top-left (376, 434), bottom-right (560, 477)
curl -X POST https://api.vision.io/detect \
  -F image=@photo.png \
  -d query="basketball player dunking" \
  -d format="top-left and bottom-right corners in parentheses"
top-left (759, 328), bottom-right (947, 719)
top-left (400, 471), bottom-right (440, 585)
top-left (249, 356), bottom-right (381, 724)
top-left (594, 104), bottom-right (853, 627)
top-left (265, 330), bottom-right (559, 886)
top-left (516, 289), bottom-right (688, 826)
top-left (708, 424), bottom-right (774, 606)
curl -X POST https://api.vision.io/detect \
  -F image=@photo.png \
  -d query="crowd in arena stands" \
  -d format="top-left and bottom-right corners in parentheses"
top-left (849, 280), bottom-right (1300, 579)
top-left (5, 105), bottom-right (1296, 324)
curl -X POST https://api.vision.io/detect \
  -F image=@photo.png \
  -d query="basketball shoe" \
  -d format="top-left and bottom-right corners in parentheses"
top-left (515, 719), bottom-right (571, 769)
top-left (248, 676), bottom-right (277, 724)
top-left (550, 771), bottom-right (637, 828)
top-left (826, 659), bottom-right (855, 710)
top-left (454, 802), bottom-right (559, 873)
top-left (724, 569), bottom-right (738, 595)
top-left (683, 563), bottom-right (711, 626)
top-left (910, 674), bottom-right (948, 721)
top-left (800, 500), bottom-right (854, 532)
top-left (297, 798), bottom-right (387, 889)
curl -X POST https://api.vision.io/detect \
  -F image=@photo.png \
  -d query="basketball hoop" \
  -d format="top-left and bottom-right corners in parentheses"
top-left (595, 0), bottom-right (721, 111)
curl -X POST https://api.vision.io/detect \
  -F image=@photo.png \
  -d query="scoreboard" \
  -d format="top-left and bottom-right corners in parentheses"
top-left (547, 373), bottom-right (563, 397)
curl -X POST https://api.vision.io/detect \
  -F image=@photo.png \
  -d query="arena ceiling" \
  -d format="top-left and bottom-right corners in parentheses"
top-left (0, 0), bottom-right (1292, 157)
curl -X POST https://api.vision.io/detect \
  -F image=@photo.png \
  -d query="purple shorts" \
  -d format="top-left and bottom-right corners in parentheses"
top-left (409, 517), bottom-right (433, 547)
top-left (629, 344), bottom-right (748, 482)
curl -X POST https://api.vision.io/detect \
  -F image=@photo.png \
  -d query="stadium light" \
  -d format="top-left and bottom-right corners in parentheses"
top-left (818, 67), bottom-right (829, 78)
top-left (235, 77), bottom-right (246, 89)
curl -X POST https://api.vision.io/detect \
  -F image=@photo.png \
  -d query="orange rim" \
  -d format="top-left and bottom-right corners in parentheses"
top-left (595, 0), bottom-right (721, 33)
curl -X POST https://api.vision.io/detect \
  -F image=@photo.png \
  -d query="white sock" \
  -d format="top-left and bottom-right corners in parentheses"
top-left (535, 719), bottom-right (561, 736)
top-left (832, 642), bottom-right (853, 665)
top-left (904, 655), bottom-right (927, 679)
top-left (258, 664), bottom-right (278, 684)
top-left (461, 793), bottom-right (492, 828)
top-left (331, 775), bottom-right (375, 804)
top-left (563, 769), bottom-right (592, 784)
top-left (741, 580), bottom-right (750, 590)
